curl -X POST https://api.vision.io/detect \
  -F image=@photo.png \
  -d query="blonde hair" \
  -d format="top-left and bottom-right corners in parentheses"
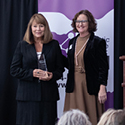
top-left (97, 108), bottom-right (123, 125)
top-left (57, 109), bottom-right (92, 125)
top-left (23, 13), bottom-right (52, 44)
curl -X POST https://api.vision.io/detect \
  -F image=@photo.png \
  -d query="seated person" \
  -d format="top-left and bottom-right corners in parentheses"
top-left (97, 108), bottom-right (124, 125)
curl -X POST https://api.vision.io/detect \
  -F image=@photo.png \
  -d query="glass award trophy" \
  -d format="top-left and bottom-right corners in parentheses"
top-left (38, 53), bottom-right (48, 78)
top-left (38, 53), bottom-right (47, 71)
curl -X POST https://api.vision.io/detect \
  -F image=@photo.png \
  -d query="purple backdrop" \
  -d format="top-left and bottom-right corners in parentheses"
top-left (38, 0), bottom-right (114, 19)
top-left (38, 0), bottom-right (114, 112)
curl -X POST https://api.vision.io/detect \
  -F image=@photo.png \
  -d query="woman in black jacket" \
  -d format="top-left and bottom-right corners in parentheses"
top-left (10, 13), bottom-right (64, 125)
top-left (63, 10), bottom-right (109, 125)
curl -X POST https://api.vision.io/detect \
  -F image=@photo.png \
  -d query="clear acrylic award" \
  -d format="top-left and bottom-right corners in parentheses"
top-left (38, 53), bottom-right (48, 78)
top-left (38, 53), bottom-right (47, 71)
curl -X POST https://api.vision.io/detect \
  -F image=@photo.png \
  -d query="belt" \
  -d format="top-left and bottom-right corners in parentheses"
top-left (75, 66), bottom-right (85, 73)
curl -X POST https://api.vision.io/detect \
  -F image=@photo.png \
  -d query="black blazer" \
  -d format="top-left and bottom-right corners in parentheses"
top-left (65, 33), bottom-right (109, 96)
top-left (10, 40), bottom-right (64, 101)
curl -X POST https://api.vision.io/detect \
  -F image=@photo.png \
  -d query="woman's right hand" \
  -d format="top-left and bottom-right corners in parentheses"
top-left (39, 71), bottom-right (53, 81)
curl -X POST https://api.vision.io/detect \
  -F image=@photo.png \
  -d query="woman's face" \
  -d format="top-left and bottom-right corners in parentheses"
top-left (75, 14), bottom-right (89, 35)
top-left (31, 20), bottom-right (45, 39)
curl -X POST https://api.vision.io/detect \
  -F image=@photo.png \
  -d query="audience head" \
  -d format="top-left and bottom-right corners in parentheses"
top-left (97, 108), bottom-right (124, 125)
top-left (57, 109), bottom-right (92, 125)
top-left (114, 108), bottom-right (125, 125)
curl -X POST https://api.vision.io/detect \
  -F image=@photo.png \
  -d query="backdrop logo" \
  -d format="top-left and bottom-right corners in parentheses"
top-left (52, 31), bottom-right (76, 56)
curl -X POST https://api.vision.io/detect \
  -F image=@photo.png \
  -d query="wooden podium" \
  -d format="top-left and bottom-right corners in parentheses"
top-left (119, 55), bottom-right (125, 108)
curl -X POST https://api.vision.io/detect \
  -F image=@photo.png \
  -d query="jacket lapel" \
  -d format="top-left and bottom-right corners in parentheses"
top-left (27, 43), bottom-right (38, 60)
top-left (69, 36), bottom-right (77, 58)
top-left (42, 41), bottom-right (52, 57)
top-left (84, 32), bottom-right (94, 56)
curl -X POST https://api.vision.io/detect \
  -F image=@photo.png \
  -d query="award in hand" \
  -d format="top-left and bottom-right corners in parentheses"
top-left (38, 53), bottom-right (48, 78)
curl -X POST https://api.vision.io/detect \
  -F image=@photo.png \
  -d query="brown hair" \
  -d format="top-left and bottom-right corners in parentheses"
top-left (23, 13), bottom-right (53, 44)
top-left (71, 10), bottom-right (97, 33)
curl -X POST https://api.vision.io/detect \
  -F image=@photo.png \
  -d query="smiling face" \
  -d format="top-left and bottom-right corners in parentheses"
top-left (31, 20), bottom-right (45, 40)
top-left (75, 14), bottom-right (89, 36)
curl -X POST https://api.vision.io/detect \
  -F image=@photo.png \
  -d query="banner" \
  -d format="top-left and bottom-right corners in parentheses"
top-left (38, 0), bottom-right (114, 118)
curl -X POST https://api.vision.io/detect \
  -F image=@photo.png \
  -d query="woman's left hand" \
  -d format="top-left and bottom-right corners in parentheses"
top-left (98, 85), bottom-right (107, 104)
top-left (39, 71), bottom-right (53, 81)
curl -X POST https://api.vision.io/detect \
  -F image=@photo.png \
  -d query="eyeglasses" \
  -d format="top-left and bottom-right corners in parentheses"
top-left (75, 20), bottom-right (88, 24)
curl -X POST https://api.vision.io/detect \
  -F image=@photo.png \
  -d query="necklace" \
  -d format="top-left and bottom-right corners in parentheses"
top-left (75, 37), bottom-right (89, 66)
